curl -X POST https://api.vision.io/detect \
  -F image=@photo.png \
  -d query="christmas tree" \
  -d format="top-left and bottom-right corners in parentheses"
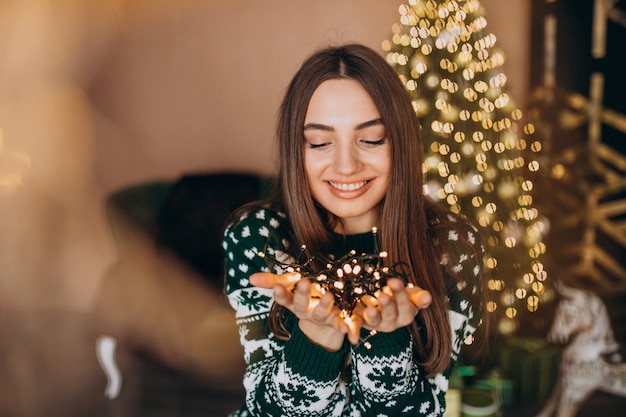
top-left (383, 0), bottom-right (550, 335)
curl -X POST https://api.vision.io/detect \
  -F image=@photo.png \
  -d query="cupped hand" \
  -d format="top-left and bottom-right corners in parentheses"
top-left (249, 273), bottom-right (432, 347)
top-left (356, 278), bottom-right (432, 333)
top-left (249, 272), bottom-right (355, 350)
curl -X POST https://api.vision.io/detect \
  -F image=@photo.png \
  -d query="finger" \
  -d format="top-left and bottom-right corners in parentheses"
top-left (250, 272), bottom-right (300, 289)
top-left (249, 272), bottom-right (278, 288)
top-left (355, 302), bottom-right (381, 327)
top-left (311, 291), bottom-right (335, 322)
top-left (364, 306), bottom-right (382, 326)
top-left (387, 278), bottom-right (413, 306)
top-left (388, 279), bottom-right (432, 309)
top-left (407, 286), bottom-right (432, 309)
top-left (378, 290), bottom-right (398, 323)
top-left (360, 294), bottom-right (380, 309)
top-left (292, 279), bottom-right (313, 313)
top-left (387, 279), bottom-right (423, 325)
top-left (343, 315), bottom-right (363, 345)
top-left (272, 283), bottom-right (293, 307)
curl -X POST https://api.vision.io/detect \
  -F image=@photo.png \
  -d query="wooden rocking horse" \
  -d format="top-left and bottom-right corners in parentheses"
top-left (537, 282), bottom-right (626, 417)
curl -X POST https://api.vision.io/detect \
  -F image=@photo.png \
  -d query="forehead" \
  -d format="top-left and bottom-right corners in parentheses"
top-left (305, 79), bottom-right (381, 125)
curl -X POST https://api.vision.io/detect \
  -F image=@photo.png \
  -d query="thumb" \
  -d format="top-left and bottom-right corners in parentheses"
top-left (408, 287), bottom-right (432, 309)
top-left (249, 272), bottom-right (278, 288)
top-left (249, 272), bottom-right (300, 289)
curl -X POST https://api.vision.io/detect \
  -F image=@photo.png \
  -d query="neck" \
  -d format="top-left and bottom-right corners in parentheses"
top-left (332, 214), bottom-right (379, 235)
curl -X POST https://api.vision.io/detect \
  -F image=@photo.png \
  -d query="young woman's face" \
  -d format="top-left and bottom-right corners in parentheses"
top-left (303, 78), bottom-right (391, 234)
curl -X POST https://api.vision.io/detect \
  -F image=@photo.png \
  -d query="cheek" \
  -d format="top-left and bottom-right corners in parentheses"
top-left (304, 152), bottom-right (327, 178)
top-left (375, 150), bottom-right (392, 192)
top-left (372, 148), bottom-right (392, 175)
top-left (303, 157), bottom-right (319, 193)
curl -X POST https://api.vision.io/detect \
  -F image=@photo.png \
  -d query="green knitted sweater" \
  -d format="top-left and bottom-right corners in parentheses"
top-left (223, 205), bottom-right (483, 417)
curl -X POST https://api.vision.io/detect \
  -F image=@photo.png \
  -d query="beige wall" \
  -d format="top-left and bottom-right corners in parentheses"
top-left (91, 0), bottom-right (531, 192)
top-left (0, 0), bottom-right (530, 310)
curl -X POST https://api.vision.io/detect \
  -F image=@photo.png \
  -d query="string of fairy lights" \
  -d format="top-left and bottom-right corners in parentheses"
top-left (259, 227), bottom-right (411, 349)
top-left (383, 0), bottom-right (550, 334)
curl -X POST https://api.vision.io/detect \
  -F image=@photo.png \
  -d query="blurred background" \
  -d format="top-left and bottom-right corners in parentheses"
top-left (0, 0), bottom-right (624, 416)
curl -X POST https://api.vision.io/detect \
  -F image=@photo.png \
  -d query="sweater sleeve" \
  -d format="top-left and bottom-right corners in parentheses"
top-left (223, 206), bottom-right (349, 416)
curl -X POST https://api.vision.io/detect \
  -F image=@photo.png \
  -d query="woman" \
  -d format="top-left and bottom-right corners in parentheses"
top-left (223, 43), bottom-right (484, 416)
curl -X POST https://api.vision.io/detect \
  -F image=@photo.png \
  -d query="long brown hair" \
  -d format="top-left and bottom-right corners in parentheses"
top-left (271, 44), bottom-right (479, 376)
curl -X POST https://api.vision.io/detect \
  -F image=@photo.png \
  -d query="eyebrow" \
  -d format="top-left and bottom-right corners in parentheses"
top-left (303, 118), bottom-right (384, 132)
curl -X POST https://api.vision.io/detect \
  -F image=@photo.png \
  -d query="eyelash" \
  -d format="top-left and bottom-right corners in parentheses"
top-left (307, 142), bottom-right (329, 149)
top-left (363, 138), bottom-right (386, 146)
top-left (305, 138), bottom-right (387, 149)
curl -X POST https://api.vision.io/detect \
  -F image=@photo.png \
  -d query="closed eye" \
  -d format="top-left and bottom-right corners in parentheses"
top-left (361, 138), bottom-right (387, 146)
top-left (307, 141), bottom-right (330, 149)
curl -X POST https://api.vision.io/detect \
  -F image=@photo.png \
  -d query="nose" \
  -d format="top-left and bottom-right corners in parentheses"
top-left (332, 142), bottom-right (361, 176)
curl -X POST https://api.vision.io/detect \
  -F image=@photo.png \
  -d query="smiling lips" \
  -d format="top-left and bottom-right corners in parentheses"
top-left (328, 180), bottom-right (370, 192)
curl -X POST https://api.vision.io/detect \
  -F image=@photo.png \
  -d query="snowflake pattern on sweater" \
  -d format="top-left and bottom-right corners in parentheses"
top-left (223, 206), bottom-right (483, 417)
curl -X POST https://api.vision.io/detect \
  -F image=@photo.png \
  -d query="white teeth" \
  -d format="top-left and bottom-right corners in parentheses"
top-left (329, 181), bottom-right (367, 191)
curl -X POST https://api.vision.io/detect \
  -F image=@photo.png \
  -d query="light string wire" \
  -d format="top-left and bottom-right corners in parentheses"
top-left (258, 227), bottom-right (413, 349)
